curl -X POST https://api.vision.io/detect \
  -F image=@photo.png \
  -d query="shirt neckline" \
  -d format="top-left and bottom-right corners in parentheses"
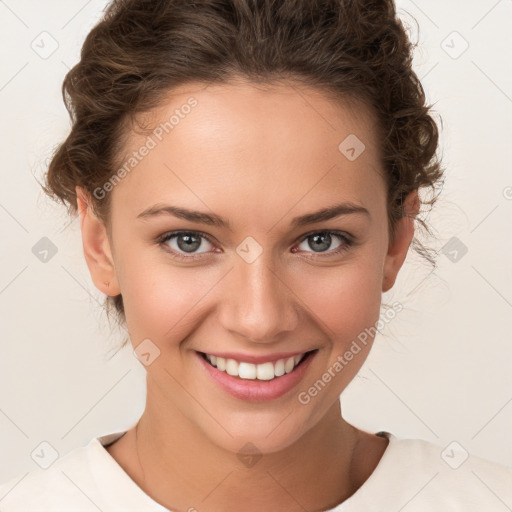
top-left (88, 427), bottom-right (170, 511)
top-left (324, 430), bottom-right (396, 510)
top-left (91, 428), bottom-right (396, 511)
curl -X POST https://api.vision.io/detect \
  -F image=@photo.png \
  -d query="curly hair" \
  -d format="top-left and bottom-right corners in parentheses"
top-left (43, 0), bottom-right (444, 326)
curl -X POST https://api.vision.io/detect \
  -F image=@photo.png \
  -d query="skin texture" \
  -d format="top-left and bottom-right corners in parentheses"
top-left (76, 79), bottom-right (419, 511)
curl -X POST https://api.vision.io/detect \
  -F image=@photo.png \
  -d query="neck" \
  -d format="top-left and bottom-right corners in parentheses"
top-left (123, 395), bottom-right (363, 512)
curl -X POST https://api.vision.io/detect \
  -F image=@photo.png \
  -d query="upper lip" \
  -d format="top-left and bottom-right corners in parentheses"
top-left (197, 350), bottom-right (314, 364)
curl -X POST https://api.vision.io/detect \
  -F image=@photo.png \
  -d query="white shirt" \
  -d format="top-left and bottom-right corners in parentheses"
top-left (0, 429), bottom-right (511, 511)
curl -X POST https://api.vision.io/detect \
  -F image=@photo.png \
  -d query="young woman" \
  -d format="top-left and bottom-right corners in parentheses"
top-left (1, 0), bottom-right (510, 510)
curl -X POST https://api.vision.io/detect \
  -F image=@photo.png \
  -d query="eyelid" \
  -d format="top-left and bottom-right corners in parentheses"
top-left (296, 228), bottom-right (353, 243)
top-left (157, 229), bottom-right (217, 245)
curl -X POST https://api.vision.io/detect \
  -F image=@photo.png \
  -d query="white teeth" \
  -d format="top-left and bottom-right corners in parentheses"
top-left (225, 358), bottom-right (239, 377)
top-left (216, 356), bottom-right (226, 371)
top-left (256, 362), bottom-right (275, 381)
top-left (284, 356), bottom-right (295, 374)
top-left (274, 359), bottom-right (285, 377)
top-left (204, 353), bottom-right (308, 381)
top-left (239, 362), bottom-right (256, 380)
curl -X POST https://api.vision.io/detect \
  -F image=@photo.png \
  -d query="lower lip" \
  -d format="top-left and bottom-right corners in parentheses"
top-left (197, 351), bottom-right (316, 402)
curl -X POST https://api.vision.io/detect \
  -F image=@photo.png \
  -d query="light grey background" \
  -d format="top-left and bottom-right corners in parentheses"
top-left (1, 0), bottom-right (511, 483)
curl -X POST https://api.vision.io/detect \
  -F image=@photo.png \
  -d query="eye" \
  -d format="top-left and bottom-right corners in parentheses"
top-left (158, 231), bottom-right (216, 260)
top-left (157, 229), bottom-right (354, 261)
top-left (292, 231), bottom-right (353, 257)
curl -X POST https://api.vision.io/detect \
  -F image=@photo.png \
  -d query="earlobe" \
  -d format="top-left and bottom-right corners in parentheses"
top-left (76, 186), bottom-right (121, 296)
top-left (381, 190), bottom-right (419, 293)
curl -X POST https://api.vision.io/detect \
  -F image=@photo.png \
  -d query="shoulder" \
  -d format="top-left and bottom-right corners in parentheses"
top-left (367, 433), bottom-right (512, 511)
top-left (0, 440), bottom-right (100, 511)
top-left (0, 430), bottom-right (166, 512)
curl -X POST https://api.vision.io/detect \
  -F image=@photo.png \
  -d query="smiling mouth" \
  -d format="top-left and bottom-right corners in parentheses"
top-left (199, 350), bottom-right (317, 381)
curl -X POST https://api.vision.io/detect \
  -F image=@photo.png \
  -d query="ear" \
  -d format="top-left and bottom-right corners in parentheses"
top-left (76, 186), bottom-right (121, 296)
top-left (382, 190), bottom-right (420, 293)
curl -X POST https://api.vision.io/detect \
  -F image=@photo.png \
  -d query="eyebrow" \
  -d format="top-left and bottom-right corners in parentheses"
top-left (137, 201), bottom-right (370, 230)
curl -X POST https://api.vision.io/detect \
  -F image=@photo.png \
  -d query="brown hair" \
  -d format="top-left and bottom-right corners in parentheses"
top-left (43, 0), bottom-right (444, 326)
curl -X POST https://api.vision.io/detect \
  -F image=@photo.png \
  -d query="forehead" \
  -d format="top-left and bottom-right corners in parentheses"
top-left (110, 79), bottom-right (386, 226)
top-left (143, 79), bottom-right (379, 159)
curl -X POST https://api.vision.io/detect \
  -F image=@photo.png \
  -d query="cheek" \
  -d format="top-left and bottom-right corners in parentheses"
top-left (117, 251), bottom-right (217, 344)
top-left (294, 254), bottom-right (384, 339)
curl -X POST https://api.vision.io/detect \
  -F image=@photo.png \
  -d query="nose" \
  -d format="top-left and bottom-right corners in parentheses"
top-left (217, 255), bottom-right (300, 344)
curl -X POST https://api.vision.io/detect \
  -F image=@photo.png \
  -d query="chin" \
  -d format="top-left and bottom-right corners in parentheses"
top-left (193, 400), bottom-right (329, 458)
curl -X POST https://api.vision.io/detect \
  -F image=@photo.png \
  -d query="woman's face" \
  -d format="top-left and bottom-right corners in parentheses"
top-left (82, 79), bottom-right (413, 454)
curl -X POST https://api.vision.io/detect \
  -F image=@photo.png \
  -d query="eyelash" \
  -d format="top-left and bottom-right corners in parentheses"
top-left (157, 230), bottom-right (354, 261)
